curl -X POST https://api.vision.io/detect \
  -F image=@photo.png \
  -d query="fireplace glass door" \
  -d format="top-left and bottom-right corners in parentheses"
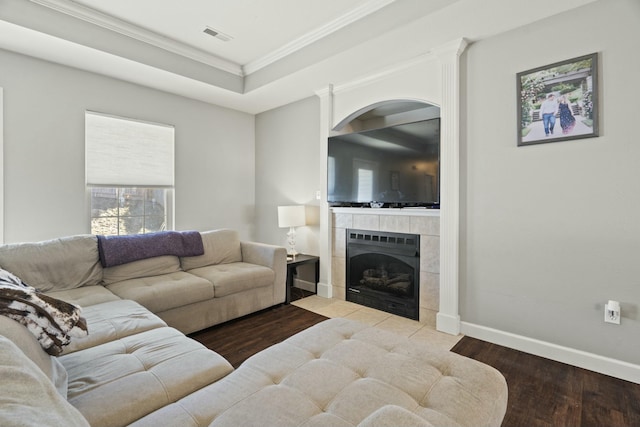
top-left (346, 229), bottom-right (419, 319)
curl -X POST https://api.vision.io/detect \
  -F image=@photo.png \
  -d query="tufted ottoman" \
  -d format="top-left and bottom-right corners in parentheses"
top-left (132, 318), bottom-right (508, 427)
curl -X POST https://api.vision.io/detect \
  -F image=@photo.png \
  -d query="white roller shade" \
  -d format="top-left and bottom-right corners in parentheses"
top-left (86, 111), bottom-right (174, 187)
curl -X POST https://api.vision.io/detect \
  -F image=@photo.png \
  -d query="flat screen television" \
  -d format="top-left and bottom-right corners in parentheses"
top-left (327, 118), bottom-right (440, 208)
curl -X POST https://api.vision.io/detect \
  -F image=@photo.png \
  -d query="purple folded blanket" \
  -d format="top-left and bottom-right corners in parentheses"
top-left (97, 231), bottom-right (204, 267)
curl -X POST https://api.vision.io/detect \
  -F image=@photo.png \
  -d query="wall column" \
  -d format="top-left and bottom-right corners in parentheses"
top-left (315, 85), bottom-right (334, 298)
top-left (434, 38), bottom-right (467, 335)
top-left (0, 87), bottom-right (4, 244)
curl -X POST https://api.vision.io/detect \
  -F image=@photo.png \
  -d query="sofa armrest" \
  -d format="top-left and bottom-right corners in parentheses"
top-left (240, 242), bottom-right (287, 304)
top-left (0, 336), bottom-right (90, 427)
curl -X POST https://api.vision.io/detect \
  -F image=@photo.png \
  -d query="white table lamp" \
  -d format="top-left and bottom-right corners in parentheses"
top-left (277, 205), bottom-right (306, 257)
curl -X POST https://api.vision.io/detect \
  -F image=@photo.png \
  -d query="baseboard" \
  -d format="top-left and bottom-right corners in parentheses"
top-left (317, 282), bottom-right (332, 299)
top-left (292, 278), bottom-right (315, 292)
top-left (461, 322), bottom-right (640, 384)
top-left (436, 312), bottom-right (461, 335)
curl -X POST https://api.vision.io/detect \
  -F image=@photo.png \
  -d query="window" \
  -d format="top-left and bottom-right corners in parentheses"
top-left (90, 187), bottom-right (168, 235)
top-left (85, 112), bottom-right (174, 235)
top-left (357, 168), bottom-right (373, 202)
top-left (353, 159), bottom-right (378, 202)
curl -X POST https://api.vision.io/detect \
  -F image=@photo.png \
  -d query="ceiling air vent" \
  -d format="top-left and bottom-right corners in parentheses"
top-left (203, 27), bottom-right (232, 42)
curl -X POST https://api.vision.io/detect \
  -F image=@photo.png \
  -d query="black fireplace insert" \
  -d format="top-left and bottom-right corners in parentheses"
top-left (346, 229), bottom-right (420, 319)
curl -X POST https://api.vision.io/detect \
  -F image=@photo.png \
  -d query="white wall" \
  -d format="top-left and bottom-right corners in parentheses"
top-left (254, 96), bottom-right (320, 253)
top-left (461, 0), bottom-right (640, 369)
top-left (0, 49), bottom-right (255, 243)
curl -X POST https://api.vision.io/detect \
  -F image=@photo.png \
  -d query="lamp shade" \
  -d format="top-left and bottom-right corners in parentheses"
top-left (278, 205), bottom-right (306, 228)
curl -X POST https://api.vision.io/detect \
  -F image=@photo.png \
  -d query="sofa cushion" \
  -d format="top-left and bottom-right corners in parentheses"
top-left (105, 272), bottom-right (214, 313)
top-left (0, 315), bottom-right (69, 397)
top-left (188, 262), bottom-right (275, 297)
top-left (46, 285), bottom-right (122, 307)
top-left (0, 235), bottom-right (102, 292)
top-left (129, 318), bottom-right (507, 427)
top-left (60, 300), bottom-right (167, 355)
top-left (357, 405), bottom-right (436, 427)
top-left (102, 255), bottom-right (181, 285)
top-left (0, 336), bottom-right (89, 427)
top-left (59, 327), bottom-right (233, 427)
top-left (180, 229), bottom-right (242, 271)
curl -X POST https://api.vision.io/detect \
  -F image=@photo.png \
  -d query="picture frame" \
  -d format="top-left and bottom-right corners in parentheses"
top-left (517, 53), bottom-right (599, 146)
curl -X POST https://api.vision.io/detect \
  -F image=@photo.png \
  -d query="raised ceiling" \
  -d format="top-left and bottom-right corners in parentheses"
top-left (67, 0), bottom-right (384, 72)
top-left (0, 0), bottom-right (598, 114)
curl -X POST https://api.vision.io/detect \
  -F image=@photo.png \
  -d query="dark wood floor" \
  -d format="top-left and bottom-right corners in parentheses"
top-left (451, 336), bottom-right (640, 427)
top-left (191, 304), bottom-right (640, 426)
top-left (189, 302), bottom-right (327, 368)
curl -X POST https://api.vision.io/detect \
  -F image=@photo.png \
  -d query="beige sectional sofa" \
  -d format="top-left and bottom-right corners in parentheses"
top-left (0, 229), bottom-right (508, 427)
top-left (0, 301), bottom-right (234, 426)
top-left (0, 229), bottom-right (287, 334)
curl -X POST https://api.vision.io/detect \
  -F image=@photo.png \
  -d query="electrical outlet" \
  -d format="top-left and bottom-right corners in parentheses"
top-left (315, 190), bottom-right (321, 200)
top-left (604, 300), bottom-right (621, 324)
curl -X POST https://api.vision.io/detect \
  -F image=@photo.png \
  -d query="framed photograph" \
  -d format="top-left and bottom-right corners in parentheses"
top-left (517, 53), bottom-right (598, 146)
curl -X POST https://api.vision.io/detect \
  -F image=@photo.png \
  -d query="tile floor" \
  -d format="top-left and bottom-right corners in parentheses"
top-left (292, 295), bottom-right (463, 351)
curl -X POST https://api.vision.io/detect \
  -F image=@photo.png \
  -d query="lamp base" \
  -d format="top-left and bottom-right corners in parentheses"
top-left (286, 227), bottom-right (299, 259)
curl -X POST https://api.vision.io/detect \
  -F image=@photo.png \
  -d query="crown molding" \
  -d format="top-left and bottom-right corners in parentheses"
top-left (243, 0), bottom-right (396, 76)
top-left (432, 37), bottom-right (469, 59)
top-left (28, 0), bottom-right (243, 76)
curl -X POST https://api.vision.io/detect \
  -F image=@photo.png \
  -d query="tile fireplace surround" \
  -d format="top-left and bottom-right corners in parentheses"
top-left (331, 208), bottom-right (440, 326)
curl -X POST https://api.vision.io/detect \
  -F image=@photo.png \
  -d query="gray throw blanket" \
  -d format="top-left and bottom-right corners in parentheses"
top-left (0, 268), bottom-right (88, 356)
top-left (97, 230), bottom-right (204, 267)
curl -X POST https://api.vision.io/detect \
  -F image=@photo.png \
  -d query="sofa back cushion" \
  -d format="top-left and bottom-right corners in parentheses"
top-left (0, 235), bottom-right (102, 292)
top-left (180, 229), bottom-right (242, 271)
top-left (102, 255), bottom-right (181, 285)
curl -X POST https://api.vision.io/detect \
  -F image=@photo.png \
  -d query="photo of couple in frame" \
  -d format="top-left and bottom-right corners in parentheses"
top-left (517, 53), bottom-right (599, 146)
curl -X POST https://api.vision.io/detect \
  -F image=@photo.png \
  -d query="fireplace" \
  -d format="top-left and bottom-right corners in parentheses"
top-left (346, 229), bottom-right (420, 319)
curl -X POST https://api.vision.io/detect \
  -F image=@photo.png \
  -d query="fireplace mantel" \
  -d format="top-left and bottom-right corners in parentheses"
top-left (331, 208), bottom-right (440, 217)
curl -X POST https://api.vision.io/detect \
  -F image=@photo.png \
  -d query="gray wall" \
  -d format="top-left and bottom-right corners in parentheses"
top-left (254, 96), bottom-right (320, 253)
top-left (250, 0), bottom-right (640, 368)
top-left (461, 0), bottom-right (640, 364)
top-left (0, 49), bottom-right (255, 243)
top-left (2, 0), bottom-right (637, 368)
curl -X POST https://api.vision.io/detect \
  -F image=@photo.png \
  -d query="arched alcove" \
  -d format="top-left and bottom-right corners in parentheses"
top-left (332, 99), bottom-right (440, 134)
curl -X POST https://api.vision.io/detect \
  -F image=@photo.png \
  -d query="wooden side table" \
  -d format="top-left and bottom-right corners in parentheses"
top-left (285, 254), bottom-right (319, 304)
